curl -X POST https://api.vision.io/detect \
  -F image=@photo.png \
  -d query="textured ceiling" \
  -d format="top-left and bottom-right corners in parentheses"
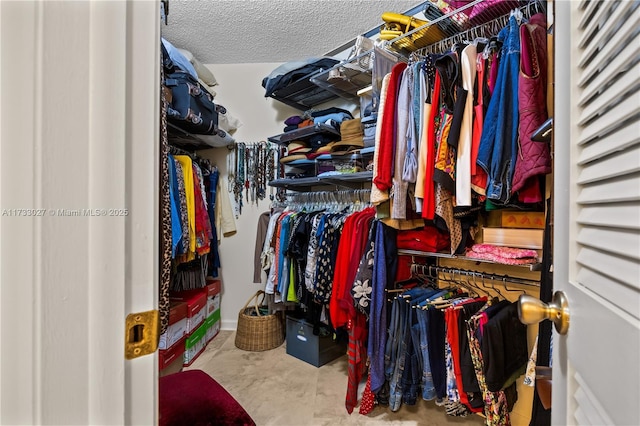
top-left (161, 0), bottom-right (423, 64)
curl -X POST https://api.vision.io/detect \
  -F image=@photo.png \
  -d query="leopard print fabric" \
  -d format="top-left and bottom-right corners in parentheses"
top-left (159, 58), bottom-right (171, 335)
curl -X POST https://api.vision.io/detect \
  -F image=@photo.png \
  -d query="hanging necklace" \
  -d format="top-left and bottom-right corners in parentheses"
top-left (265, 143), bottom-right (276, 201)
top-left (234, 143), bottom-right (245, 215)
top-left (256, 142), bottom-right (266, 201)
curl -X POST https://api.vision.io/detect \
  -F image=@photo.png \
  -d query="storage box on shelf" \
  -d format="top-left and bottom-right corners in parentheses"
top-left (182, 306), bottom-right (222, 366)
top-left (482, 227), bottom-right (544, 250)
top-left (485, 210), bottom-right (546, 229)
top-left (183, 320), bottom-right (209, 366)
top-left (203, 278), bottom-right (222, 318)
top-left (285, 316), bottom-right (347, 367)
top-left (205, 309), bottom-right (221, 344)
top-left (159, 334), bottom-right (187, 377)
top-left (170, 290), bottom-right (208, 334)
top-left (159, 300), bottom-right (189, 350)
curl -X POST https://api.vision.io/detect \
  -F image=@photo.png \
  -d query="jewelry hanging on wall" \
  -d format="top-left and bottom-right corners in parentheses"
top-left (232, 142), bottom-right (245, 215)
top-left (229, 141), bottom-right (278, 214)
top-left (264, 143), bottom-right (275, 201)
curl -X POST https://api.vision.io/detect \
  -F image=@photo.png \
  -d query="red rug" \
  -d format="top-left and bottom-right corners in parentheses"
top-left (159, 370), bottom-right (256, 426)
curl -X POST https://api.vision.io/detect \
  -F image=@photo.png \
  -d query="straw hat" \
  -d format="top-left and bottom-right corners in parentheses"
top-left (279, 141), bottom-right (312, 164)
top-left (331, 118), bottom-right (364, 152)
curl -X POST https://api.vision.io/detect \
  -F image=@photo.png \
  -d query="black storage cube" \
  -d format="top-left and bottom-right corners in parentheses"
top-left (285, 316), bottom-right (346, 367)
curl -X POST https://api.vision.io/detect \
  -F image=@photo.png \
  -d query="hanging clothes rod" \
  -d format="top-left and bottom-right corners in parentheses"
top-left (410, 263), bottom-right (540, 288)
top-left (285, 189), bottom-right (371, 208)
top-left (410, 0), bottom-right (547, 57)
top-left (169, 145), bottom-right (193, 156)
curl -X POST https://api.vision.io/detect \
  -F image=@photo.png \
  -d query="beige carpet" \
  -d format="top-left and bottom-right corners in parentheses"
top-left (185, 330), bottom-right (486, 426)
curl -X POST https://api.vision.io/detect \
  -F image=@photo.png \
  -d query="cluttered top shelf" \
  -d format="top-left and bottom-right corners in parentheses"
top-left (264, 0), bottom-right (546, 111)
top-left (269, 74), bottom-right (340, 111)
top-left (267, 122), bottom-right (341, 145)
top-left (167, 123), bottom-right (235, 151)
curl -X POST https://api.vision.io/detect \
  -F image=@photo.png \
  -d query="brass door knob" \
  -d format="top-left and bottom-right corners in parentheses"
top-left (518, 291), bottom-right (570, 335)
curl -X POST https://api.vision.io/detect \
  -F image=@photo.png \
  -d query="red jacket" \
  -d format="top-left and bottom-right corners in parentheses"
top-left (373, 62), bottom-right (407, 191)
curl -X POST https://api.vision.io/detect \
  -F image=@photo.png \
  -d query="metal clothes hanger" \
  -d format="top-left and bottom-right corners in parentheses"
top-left (502, 277), bottom-right (527, 296)
top-left (489, 276), bottom-right (505, 299)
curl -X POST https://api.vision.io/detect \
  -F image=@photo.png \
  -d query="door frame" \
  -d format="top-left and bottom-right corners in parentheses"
top-left (0, 1), bottom-right (159, 424)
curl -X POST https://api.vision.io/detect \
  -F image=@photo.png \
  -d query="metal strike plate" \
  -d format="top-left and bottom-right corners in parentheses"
top-left (125, 310), bottom-right (159, 359)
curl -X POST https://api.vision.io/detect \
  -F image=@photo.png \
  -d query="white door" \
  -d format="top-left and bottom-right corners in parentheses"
top-left (553, 1), bottom-right (640, 425)
top-left (0, 1), bottom-right (159, 424)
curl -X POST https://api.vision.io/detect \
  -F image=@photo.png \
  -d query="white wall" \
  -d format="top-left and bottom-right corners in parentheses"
top-left (200, 63), bottom-right (299, 330)
top-left (198, 62), bottom-right (358, 330)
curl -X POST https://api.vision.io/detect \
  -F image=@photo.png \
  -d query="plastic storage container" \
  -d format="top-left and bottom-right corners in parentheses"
top-left (286, 316), bottom-right (346, 367)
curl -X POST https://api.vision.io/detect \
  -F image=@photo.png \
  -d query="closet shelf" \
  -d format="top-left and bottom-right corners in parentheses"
top-left (168, 123), bottom-right (235, 150)
top-left (267, 123), bottom-right (341, 145)
top-left (269, 71), bottom-right (340, 111)
top-left (397, 249), bottom-right (542, 272)
top-left (285, 146), bottom-right (375, 166)
top-left (309, 53), bottom-right (373, 102)
top-left (269, 171), bottom-right (373, 191)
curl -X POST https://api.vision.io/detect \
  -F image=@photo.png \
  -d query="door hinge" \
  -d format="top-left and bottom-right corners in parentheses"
top-left (125, 310), bottom-right (159, 359)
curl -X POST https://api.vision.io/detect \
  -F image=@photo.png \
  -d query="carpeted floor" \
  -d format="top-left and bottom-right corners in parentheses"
top-left (185, 330), bottom-right (487, 426)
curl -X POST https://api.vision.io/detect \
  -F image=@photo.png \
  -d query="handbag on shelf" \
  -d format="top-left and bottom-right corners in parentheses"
top-left (234, 290), bottom-right (285, 352)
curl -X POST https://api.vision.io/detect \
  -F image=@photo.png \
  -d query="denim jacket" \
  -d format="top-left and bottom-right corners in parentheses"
top-left (476, 15), bottom-right (521, 205)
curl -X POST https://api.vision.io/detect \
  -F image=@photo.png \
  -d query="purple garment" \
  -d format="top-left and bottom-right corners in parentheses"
top-left (284, 115), bottom-right (304, 126)
top-left (512, 13), bottom-right (551, 198)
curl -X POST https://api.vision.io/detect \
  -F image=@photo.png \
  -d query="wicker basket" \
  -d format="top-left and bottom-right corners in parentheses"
top-left (234, 290), bottom-right (284, 351)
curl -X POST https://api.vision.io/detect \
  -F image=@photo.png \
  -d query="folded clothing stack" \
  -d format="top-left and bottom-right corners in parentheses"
top-left (466, 243), bottom-right (538, 265)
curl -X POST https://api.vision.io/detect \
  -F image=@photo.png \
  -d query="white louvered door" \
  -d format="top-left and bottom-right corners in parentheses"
top-left (554, 1), bottom-right (640, 425)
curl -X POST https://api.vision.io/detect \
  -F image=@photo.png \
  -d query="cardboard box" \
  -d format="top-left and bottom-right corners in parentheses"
top-left (205, 309), bottom-right (221, 343)
top-left (183, 321), bottom-right (208, 367)
top-left (159, 301), bottom-right (188, 350)
top-left (482, 227), bottom-right (544, 249)
top-left (486, 210), bottom-right (545, 229)
top-left (207, 294), bottom-right (221, 318)
top-left (170, 290), bottom-right (208, 333)
top-left (205, 278), bottom-right (222, 295)
top-left (159, 334), bottom-right (186, 377)
top-left (173, 279), bottom-right (221, 321)
top-left (286, 316), bottom-right (346, 367)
